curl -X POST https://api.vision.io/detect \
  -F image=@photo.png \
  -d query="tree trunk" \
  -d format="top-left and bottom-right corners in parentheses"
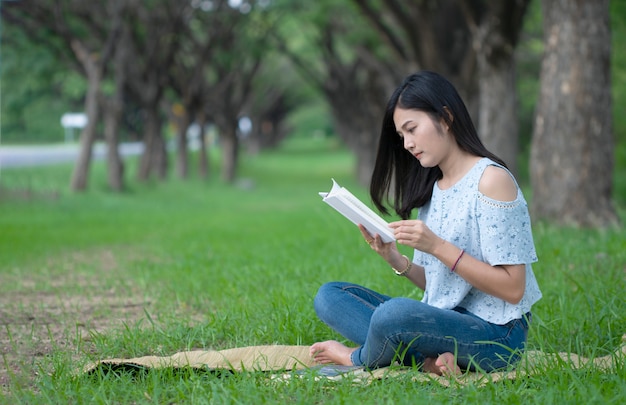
top-left (477, 59), bottom-right (519, 174)
top-left (102, 100), bottom-right (124, 191)
top-left (70, 84), bottom-right (99, 191)
top-left (354, 141), bottom-right (378, 187)
top-left (154, 121), bottom-right (168, 180)
top-left (530, 0), bottom-right (618, 227)
top-left (332, 109), bottom-right (379, 186)
top-left (219, 127), bottom-right (239, 183)
top-left (138, 127), bottom-right (154, 182)
top-left (70, 42), bottom-right (101, 192)
top-left (175, 111), bottom-right (191, 179)
top-left (470, 0), bottom-right (530, 176)
top-left (138, 106), bottom-right (168, 181)
top-left (104, 23), bottom-right (128, 192)
top-left (197, 112), bottom-right (210, 179)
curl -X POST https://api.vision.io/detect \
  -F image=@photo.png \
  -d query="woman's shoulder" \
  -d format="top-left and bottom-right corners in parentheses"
top-left (477, 164), bottom-right (518, 202)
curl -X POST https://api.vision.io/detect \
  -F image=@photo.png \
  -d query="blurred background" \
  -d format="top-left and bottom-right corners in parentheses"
top-left (1, 0), bottom-right (624, 227)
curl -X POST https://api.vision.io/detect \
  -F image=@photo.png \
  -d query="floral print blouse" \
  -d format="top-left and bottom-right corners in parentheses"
top-left (413, 158), bottom-right (542, 325)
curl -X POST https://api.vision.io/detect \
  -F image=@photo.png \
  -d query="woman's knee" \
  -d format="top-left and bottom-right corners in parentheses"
top-left (369, 298), bottom-right (419, 331)
top-left (313, 282), bottom-right (345, 318)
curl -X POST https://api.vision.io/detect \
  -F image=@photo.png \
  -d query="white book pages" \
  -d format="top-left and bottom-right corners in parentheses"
top-left (319, 179), bottom-right (395, 243)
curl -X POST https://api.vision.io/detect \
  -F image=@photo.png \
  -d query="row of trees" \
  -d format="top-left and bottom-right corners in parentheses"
top-left (3, 0), bottom-right (294, 189)
top-left (1, 0), bottom-right (619, 227)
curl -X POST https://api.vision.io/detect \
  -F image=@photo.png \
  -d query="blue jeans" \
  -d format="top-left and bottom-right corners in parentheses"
top-left (314, 282), bottom-right (530, 372)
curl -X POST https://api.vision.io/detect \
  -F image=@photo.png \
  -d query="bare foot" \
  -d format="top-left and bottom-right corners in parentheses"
top-left (309, 340), bottom-right (357, 366)
top-left (422, 352), bottom-right (461, 376)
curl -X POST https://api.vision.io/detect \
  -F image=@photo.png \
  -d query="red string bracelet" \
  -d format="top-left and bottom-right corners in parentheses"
top-left (451, 249), bottom-right (465, 272)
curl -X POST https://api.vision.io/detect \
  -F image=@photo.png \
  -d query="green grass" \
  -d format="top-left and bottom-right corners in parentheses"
top-left (1, 136), bottom-right (625, 404)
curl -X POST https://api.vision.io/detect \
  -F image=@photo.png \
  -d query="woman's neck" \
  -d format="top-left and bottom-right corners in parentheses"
top-left (438, 151), bottom-right (481, 190)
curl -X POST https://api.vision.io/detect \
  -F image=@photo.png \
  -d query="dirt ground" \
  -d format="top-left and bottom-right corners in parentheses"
top-left (0, 249), bottom-right (152, 395)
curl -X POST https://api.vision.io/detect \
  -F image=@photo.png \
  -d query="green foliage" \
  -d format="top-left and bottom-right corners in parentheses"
top-left (517, 0), bottom-right (543, 140)
top-left (0, 24), bottom-right (86, 143)
top-left (0, 137), bottom-right (625, 403)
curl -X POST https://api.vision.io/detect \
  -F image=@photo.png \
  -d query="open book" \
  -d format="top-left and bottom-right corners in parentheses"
top-left (319, 179), bottom-right (395, 243)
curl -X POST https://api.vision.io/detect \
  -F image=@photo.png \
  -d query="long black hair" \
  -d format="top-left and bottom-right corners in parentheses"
top-left (370, 71), bottom-right (507, 219)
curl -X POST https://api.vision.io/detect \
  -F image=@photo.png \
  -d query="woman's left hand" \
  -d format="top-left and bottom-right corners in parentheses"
top-left (358, 224), bottom-right (398, 262)
top-left (389, 220), bottom-right (442, 254)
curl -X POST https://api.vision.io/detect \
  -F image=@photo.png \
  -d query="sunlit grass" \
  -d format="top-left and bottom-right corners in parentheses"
top-left (1, 136), bottom-right (625, 403)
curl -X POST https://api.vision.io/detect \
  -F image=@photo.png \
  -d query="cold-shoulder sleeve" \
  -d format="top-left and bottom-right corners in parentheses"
top-left (476, 191), bottom-right (538, 266)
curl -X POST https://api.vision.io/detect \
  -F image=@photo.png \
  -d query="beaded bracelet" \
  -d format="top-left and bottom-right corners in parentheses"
top-left (451, 249), bottom-right (465, 272)
top-left (393, 254), bottom-right (412, 276)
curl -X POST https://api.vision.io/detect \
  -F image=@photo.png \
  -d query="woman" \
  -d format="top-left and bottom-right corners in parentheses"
top-left (310, 71), bottom-right (542, 375)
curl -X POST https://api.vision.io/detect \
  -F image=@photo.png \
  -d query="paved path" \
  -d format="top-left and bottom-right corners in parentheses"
top-left (0, 142), bottom-right (143, 168)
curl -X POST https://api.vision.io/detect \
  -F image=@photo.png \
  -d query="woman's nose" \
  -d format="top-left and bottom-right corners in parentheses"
top-left (403, 137), bottom-right (414, 151)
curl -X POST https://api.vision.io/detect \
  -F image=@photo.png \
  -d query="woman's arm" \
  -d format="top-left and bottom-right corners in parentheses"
top-left (390, 165), bottom-right (527, 304)
top-left (403, 262), bottom-right (427, 290)
top-left (431, 241), bottom-right (526, 304)
top-left (359, 225), bottom-right (426, 290)
top-left (443, 164), bottom-right (526, 304)
top-left (388, 251), bottom-right (427, 290)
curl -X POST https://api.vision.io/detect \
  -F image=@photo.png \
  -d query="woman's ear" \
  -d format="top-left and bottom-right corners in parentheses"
top-left (442, 106), bottom-right (454, 131)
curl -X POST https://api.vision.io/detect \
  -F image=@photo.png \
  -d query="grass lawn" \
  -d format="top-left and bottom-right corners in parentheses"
top-left (1, 136), bottom-right (625, 404)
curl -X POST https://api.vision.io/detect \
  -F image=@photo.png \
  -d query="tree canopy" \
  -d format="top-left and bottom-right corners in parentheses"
top-left (1, 0), bottom-right (623, 226)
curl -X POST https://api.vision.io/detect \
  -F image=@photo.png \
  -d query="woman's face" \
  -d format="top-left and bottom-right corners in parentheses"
top-left (393, 107), bottom-right (451, 168)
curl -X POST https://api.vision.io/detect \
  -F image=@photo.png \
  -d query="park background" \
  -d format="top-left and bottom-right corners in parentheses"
top-left (1, 0), bottom-right (625, 403)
